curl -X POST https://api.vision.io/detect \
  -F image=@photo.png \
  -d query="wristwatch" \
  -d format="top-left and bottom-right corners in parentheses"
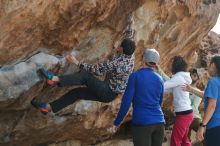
top-left (200, 122), bottom-right (206, 127)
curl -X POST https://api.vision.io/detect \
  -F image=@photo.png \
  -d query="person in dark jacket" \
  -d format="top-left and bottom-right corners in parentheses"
top-left (110, 48), bottom-right (165, 146)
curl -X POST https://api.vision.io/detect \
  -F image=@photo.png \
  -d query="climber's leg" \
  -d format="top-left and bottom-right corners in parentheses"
top-left (32, 84), bottom-right (117, 114)
top-left (50, 76), bottom-right (117, 113)
top-left (57, 69), bottom-right (118, 102)
top-left (49, 87), bottom-right (98, 113)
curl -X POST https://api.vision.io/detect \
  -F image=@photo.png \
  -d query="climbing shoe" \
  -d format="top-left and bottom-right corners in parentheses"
top-left (37, 68), bottom-right (56, 85)
top-left (38, 68), bottom-right (55, 80)
top-left (31, 98), bottom-right (50, 115)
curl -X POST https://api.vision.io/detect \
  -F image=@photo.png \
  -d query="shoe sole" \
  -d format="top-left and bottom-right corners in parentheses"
top-left (31, 98), bottom-right (48, 115)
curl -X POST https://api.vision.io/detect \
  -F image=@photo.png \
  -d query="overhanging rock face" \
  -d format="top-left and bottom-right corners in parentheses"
top-left (0, 53), bottom-right (59, 102)
top-left (0, 0), bottom-right (220, 146)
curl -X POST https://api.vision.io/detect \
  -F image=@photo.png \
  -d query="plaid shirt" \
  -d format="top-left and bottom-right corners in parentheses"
top-left (81, 54), bottom-right (135, 93)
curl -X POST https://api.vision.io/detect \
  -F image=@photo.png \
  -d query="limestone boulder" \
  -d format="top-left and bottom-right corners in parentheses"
top-left (0, 0), bottom-right (220, 146)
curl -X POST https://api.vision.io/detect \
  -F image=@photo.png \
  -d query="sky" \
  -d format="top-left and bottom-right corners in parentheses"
top-left (211, 14), bottom-right (220, 34)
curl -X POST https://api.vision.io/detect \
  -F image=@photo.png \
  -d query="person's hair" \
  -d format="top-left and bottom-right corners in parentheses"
top-left (189, 68), bottom-right (205, 90)
top-left (189, 68), bottom-right (199, 79)
top-left (210, 55), bottom-right (220, 77)
top-left (120, 38), bottom-right (136, 55)
top-left (196, 81), bottom-right (205, 91)
top-left (145, 62), bottom-right (156, 67)
top-left (171, 56), bottom-right (187, 74)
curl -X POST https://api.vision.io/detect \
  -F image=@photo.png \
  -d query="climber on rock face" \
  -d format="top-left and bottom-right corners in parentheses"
top-left (31, 38), bottom-right (136, 115)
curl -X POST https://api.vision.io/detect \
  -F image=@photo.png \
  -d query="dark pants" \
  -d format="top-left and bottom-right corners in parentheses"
top-left (205, 126), bottom-right (220, 146)
top-left (50, 70), bottom-right (117, 113)
top-left (132, 124), bottom-right (164, 146)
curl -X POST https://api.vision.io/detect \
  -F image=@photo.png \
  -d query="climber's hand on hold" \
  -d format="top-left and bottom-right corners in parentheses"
top-left (65, 54), bottom-right (79, 65)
